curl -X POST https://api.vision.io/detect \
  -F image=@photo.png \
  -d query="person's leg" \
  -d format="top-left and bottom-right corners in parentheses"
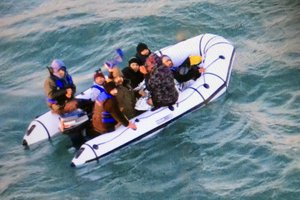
top-left (62, 124), bottom-right (87, 150)
top-left (76, 98), bottom-right (94, 114)
top-left (63, 100), bottom-right (78, 113)
top-left (50, 103), bottom-right (64, 115)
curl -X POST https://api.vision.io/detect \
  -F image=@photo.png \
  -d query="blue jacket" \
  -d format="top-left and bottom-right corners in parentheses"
top-left (44, 72), bottom-right (76, 105)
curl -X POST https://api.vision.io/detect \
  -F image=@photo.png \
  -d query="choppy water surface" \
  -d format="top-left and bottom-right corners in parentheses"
top-left (0, 0), bottom-right (299, 199)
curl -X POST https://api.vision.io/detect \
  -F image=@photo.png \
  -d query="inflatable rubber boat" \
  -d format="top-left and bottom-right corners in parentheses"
top-left (70, 33), bottom-right (236, 167)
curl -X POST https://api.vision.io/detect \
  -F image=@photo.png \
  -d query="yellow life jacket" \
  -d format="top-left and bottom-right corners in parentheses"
top-left (189, 55), bottom-right (202, 66)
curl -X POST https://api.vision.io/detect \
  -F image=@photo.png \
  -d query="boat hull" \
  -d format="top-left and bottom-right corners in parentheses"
top-left (71, 33), bottom-right (236, 167)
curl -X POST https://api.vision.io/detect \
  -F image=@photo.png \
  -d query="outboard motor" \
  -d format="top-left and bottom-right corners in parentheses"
top-left (23, 109), bottom-right (89, 148)
top-left (59, 110), bottom-right (90, 149)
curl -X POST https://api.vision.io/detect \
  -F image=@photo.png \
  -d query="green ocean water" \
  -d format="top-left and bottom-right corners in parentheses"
top-left (0, 0), bottom-right (299, 199)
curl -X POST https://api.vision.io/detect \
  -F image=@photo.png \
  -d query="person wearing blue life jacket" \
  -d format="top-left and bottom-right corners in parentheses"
top-left (90, 70), bottom-right (106, 101)
top-left (44, 59), bottom-right (93, 115)
top-left (91, 81), bottom-right (136, 136)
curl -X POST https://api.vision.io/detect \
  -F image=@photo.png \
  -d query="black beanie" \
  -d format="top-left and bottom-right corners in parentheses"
top-left (136, 43), bottom-right (148, 53)
top-left (104, 81), bottom-right (117, 94)
top-left (128, 57), bottom-right (140, 66)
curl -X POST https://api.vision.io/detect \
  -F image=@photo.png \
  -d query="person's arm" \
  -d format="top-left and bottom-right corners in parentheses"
top-left (106, 98), bottom-right (129, 127)
top-left (65, 73), bottom-right (76, 96)
top-left (180, 57), bottom-right (191, 67)
top-left (173, 67), bottom-right (201, 83)
top-left (44, 78), bottom-right (66, 99)
top-left (107, 98), bottom-right (137, 130)
top-left (172, 70), bottom-right (188, 83)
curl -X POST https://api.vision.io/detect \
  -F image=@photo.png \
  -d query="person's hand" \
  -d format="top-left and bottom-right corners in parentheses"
top-left (139, 89), bottom-right (146, 97)
top-left (66, 88), bottom-right (73, 98)
top-left (115, 122), bottom-right (121, 128)
top-left (59, 118), bottom-right (71, 132)
top-left (139, 65), bottom-right (147, 74)
top-left (64, 100), bottom-right (78, 112)
top-left (147, 98), bottom-right (153, 106)
top-left (199, 67), bottom-right (205, 73)
top-left (127, 121), bottom-right (137, 130)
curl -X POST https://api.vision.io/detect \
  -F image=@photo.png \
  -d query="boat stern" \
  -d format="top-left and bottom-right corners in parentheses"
top-left (23, 119), bottom-right (57, 147)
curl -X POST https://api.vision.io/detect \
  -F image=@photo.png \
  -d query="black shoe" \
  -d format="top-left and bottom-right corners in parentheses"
top-left (168, 105), bottom-right (174, 111)
top-left (151, 106), bottom-right (160, 111)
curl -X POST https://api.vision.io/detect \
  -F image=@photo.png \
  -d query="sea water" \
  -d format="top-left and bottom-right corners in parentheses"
top-left (0, 0), bottom-right (299, 199)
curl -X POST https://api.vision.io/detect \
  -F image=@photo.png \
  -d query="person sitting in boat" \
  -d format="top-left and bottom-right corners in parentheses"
top-left (91, 81), bottom-right (137, 136)
top-left (135, 42), bottom-right (151, 66)
top-left (122, 57), bottom-right (144, 89)
top-left (144, 53), bottom-right (179, 111)
top-left (161, 55), bottom-right (205, 84)
top-left (122, 57), bottom-right (148, 95)
top-left (44, 59), bottom-right (93, 115)
top-left (107, 67), bottom-right (137, 119)
top-left (90, 70), bottom-right (106, 101)
top-left (121, 57), bottom-right (151, 113)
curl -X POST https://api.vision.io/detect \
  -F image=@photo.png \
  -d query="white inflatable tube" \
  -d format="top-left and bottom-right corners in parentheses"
top-left (22, 89), bottom-right (92, 147)
top-left (71, 33), bottom-right (236, 167)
